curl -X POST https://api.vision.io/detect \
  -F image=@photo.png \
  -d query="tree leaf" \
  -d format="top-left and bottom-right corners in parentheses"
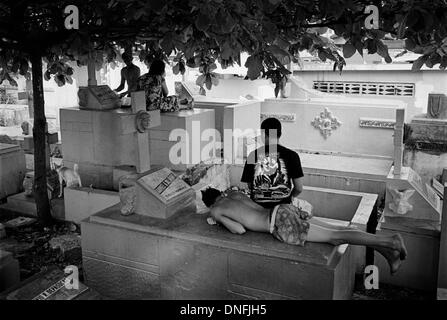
top-left (196, 74), bottom-right (205, 86)
top-left (376, 40), bottom-right (390, 59)
top-left (196, 12), bottom-right (211, 32)
top-left (244, 55), bottom-right (264, 80)
top-left (173, 63), bottom-right (180, 75)
top-left (343, 43), bottom-right (356, 58)
top-left (44, 70), bottom-right (51, 81)
top-left (412, 55), bottom-right (428, 71)
top-left (205, 74), bottom-right (212, 90)
top-left (267, 45), bottom-right (291, 65)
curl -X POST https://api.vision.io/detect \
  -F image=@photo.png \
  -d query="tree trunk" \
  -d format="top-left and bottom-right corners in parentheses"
top-left (30, 53), bottom-right (53, 225)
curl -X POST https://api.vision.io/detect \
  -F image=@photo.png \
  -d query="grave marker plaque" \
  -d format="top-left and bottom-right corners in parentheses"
top-left (135, 167), bottom-right (196, 219)
top-left (426, 183), bottom-right (442, 212)
top-left (78, 85), bottom-right (121, 110)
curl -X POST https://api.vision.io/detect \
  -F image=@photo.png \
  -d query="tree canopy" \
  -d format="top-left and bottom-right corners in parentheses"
top-left (0, 0), bottom-right (446, 223)
top-left (1, 0), bottom-right (446, 93)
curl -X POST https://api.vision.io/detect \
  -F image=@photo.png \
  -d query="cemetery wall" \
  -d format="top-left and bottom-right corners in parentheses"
top-left (261, 98), bottom-right (399, 158)
top-left (295, 68), bottom-right (447, 119)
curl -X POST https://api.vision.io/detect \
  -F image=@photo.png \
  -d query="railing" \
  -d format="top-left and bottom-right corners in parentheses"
top-left (313, 81), bottom-right (415, 97)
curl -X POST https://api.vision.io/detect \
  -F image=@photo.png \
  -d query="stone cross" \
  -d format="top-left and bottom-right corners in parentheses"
top-left (130, 91), bottom-right (160, 173)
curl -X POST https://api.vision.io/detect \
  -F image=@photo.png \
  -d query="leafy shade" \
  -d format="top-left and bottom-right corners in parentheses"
top-left (0, 0), bottom-right (446, 224)
top-left (1, 0), bottom-right (446, 95)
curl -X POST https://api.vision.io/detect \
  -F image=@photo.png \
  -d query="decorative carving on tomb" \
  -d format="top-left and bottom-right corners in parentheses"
top-left (388, 188), bottom-right (415, 215)
top-left (311, 107), bottom-right (342, 138)
top-left (21, 121), bottom-right (32, 135)
top-left (135, 110), bottom-right (151, 133)
top-left (119, 175), bottom-right (138, 216)
top-left (260, 113), bottom-right (296, 122)
top-left (359, 118), bottom-right (395, 129)
top-left (23, 175), bottom-right (34, 197)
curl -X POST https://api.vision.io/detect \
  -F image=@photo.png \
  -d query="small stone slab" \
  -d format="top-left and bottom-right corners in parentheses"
top-left (3, 267), bottom-right (88, 300)
top-left (49, 234), bottom-right (81, 260)
top-left (438, 288), bottom-right (447, 300)
top-left (4, 216), bottom-right (36, 229)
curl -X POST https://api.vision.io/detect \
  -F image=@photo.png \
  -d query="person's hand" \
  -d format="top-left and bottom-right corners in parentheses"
top-left (291, 196), bottom-right (300, 207)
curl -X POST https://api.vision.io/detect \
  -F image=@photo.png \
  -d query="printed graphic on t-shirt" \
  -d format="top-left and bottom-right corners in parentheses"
top-left (252, 152), bottom-right (292, 203)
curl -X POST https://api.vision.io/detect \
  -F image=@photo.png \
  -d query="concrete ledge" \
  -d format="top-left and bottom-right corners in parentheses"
top-left (375, 222), bottom-right (440, 292)
top-left (0, 143), bottom-right (26, 200)
top-left (0, 192), bottom-right (64, 220)
top-left (0, 250), bottom-right (20, 292)
top-left (82, 206), bottom-right (355, 299)
top-left (64, 187), bottom-right (119, 223)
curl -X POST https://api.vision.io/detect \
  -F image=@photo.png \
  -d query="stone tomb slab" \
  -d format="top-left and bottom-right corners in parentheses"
top-left (82, 204), bottom-right (356, 300)
top-left (0, 143), bottom-right (26, 200)
top-left (135, 167), bottom-right (196, 219)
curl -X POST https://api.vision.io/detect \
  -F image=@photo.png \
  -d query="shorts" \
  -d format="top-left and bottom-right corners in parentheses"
top-left (269, 203), bottom-right (312, 246)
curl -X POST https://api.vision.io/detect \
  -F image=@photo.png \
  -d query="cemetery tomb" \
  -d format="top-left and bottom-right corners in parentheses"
top-left (0, 143), bottom-right (26, 200)
top-left (59, 106), bottom-right (215, 190)
top-left (0, 249), bottom-right (20, 292)
top-left (81, 186), bottom-right (377, 300)
top-left (374, 166), bottom-right (443, 291)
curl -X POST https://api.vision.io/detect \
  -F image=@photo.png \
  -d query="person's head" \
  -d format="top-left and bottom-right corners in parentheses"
top-left (201, 187), bottom-right (222, 207)
top-left (148, 59), bottom-right (166, 77)
top-left (260, 117), bottom-right (281, 145)
top-left (122, 51), bottom-right (133, 66)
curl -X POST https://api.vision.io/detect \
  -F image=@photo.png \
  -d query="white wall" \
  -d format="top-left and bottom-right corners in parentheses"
top-left (261, 98), bottom-right (400, 158)
top-left (294, 69), bottom-right (447, 119)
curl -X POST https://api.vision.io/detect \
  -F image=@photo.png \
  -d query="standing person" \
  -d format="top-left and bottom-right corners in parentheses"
top-left (114, 51), bottom-right (141, 98)
top-left (137, 58), bottom-right (169, 111)
top-left (241, 117), bottom-right (304, 209)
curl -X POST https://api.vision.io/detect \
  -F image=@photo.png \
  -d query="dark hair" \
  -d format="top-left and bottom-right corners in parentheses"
top-left (261, 117), bottom-right (282, 138)
top-left (148, 59), bottom-right (165, 76)
top-left (122, 51), bottom-right (133, 63)
top-left (201, 187), bottom-right (222, 207)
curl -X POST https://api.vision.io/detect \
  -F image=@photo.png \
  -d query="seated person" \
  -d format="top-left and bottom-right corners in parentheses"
top-left (137, 59), bottom-right (169, 111)
top-left (201, 188), bottom-right (407, 275)
top-left (114, 51), bottom-right (141, 98)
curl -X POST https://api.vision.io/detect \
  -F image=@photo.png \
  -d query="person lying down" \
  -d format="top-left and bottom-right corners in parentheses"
top-left (201, 188), bottom-right (407, 275)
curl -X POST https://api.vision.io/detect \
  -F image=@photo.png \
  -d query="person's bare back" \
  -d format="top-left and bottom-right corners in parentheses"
top-left (210, 191), bottom-right (270, 233)
top-left (202, 188), bottom-right (407, 274)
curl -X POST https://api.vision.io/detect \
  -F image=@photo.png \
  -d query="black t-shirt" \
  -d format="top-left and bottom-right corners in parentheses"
top-left (241, 144), bottom-right (304, 208)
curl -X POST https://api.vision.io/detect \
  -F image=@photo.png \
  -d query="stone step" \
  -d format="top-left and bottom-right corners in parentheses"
top-left (0, 192), bottom-right (65, 220)
top-left (0, 249), bottom-right (20, 293)
top-left (0, 266), bottom-right (92, 300)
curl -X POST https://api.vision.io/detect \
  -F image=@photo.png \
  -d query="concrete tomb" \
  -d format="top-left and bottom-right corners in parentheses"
top-left (0, 249), bottom-right (20, 292)
top-left (81, 185), bottom-right (377, 300)
top-left (0, 143), bottom-right (26, 200)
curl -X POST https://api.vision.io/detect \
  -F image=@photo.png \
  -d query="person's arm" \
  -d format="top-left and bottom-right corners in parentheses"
top-left (241, 152), bottom-right (256, 192)
top-left (291, 177), bottom-right (304, 197)
top-left (211, 208), bottom-right (246, 234)
top-left (288, 151), bottom-right (304, 203)
top-left (161, 78), bottom-right (168, 97)
top-left (114, 69), bottom-right (126, 92)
